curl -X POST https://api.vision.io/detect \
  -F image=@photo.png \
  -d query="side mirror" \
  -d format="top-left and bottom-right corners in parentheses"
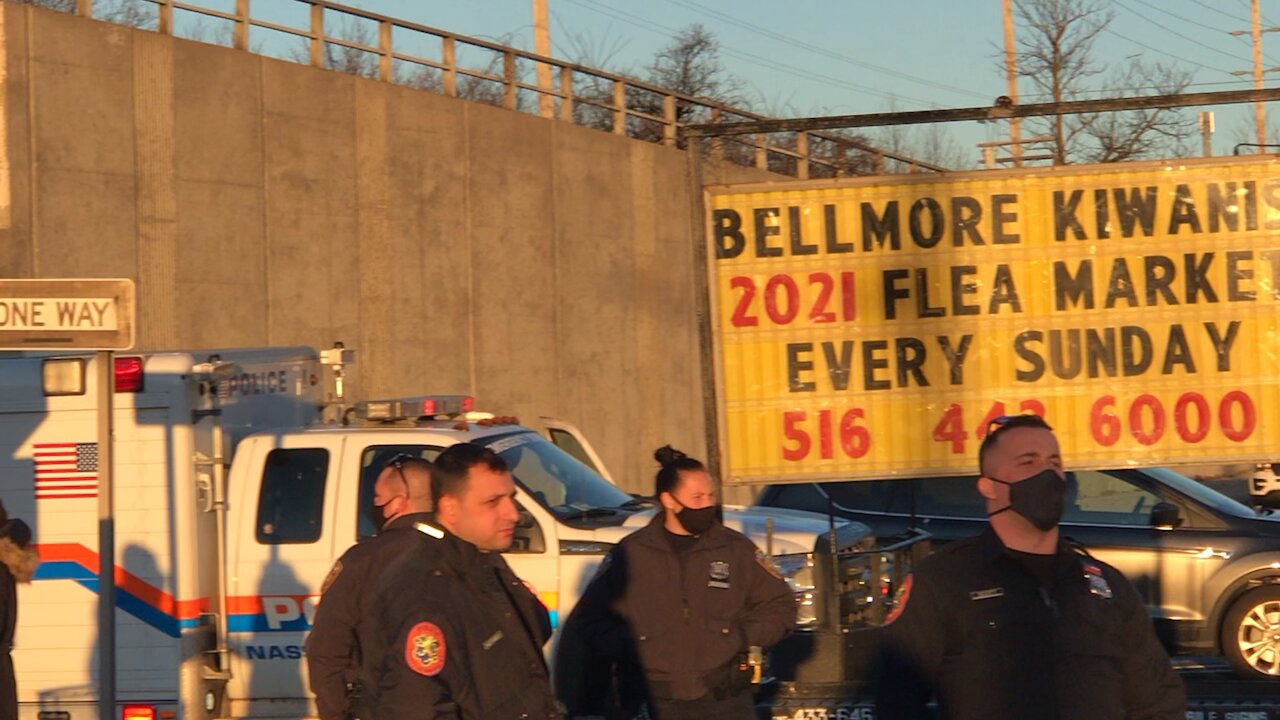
top-left (1150, 502), bottom-right (1182, 530)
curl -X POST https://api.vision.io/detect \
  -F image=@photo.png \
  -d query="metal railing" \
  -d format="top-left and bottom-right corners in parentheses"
top-left (53, 0), bottom-right (946, 175)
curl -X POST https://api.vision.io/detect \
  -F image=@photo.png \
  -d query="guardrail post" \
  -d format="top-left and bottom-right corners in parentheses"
top-left (503, 51), bottom-right (517, 110)
top-left (157, 0), bottom-right (173, 35)
top-left (663, 94), bottom-right (677, 147)
top-left (378, 20), bottom-right (392, 82)
top-left (309, 4), bottom-right (325, 69)
top-left (442, 37), bottom-right (457, 97)
top-left (796, 132), bottom-right (810, 179)
top-left (559, 66), bottom-right (574, 121)
top-left (612, 80), bottom-right (626, 135)
top-left (233, 0), bottom-right (249, 51)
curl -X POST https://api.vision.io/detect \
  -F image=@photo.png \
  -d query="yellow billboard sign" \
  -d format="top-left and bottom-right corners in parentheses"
top-left (705, 156), bottom-right (1280, 484)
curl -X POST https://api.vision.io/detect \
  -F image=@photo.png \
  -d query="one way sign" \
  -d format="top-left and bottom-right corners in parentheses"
top-left (0, 279), bottom-right (135, 350)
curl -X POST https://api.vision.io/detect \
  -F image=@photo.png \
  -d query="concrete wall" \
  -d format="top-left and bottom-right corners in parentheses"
top-left (0, 5), bottom-right (775, 493)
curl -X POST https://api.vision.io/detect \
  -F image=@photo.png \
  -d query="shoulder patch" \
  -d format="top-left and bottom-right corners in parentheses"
top-left (755, 552), bottom-right (783, 580)
top-left (405, 621), bottom-right (447, 676)
top-left (885, 574), bottom-right (913, 625)
top-left (319, 560), bottom-right (343, 595)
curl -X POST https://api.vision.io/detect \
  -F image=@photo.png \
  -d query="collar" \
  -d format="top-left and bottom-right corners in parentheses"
top-left (383, 511), bottom-right (435, 531)
top-left (977, 527), bottom-right (1079, 575)
top-left (632, 511), bottom-right (730, 551)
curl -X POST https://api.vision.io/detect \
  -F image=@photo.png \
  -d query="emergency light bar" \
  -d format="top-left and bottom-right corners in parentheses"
top-left (40, 355), bottom-right (143, 396)
top-left (352, 395), bottom-right (474, 421)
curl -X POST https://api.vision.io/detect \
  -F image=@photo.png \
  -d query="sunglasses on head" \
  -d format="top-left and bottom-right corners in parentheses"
top-left (384, 452), bottom-right (418, 469)
top-left (985, 413), bottom-right (1043, 436)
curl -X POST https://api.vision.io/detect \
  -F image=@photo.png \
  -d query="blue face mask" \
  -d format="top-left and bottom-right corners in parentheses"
top-left (987, 468), bottom-right (1067, 532)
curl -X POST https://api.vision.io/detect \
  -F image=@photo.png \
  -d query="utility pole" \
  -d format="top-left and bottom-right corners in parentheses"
top-left (534, 0), bottom-right (553, 118)
top-left (1253, 0), bottom-right (1264, 149)
top-left (1002, 0), bottom-right (1021, 167)
top-left (1232, 0), bottom-right (1280, 151)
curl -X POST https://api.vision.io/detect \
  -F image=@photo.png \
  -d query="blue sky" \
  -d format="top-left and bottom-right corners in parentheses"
top-left (221, 1), bottom-right (1280, 166)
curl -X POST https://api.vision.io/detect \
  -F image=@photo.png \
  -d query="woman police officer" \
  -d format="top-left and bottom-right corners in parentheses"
top-left (556, 446), bottom-right (795, 720)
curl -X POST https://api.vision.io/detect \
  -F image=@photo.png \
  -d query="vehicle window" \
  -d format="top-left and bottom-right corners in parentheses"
top-left (481, 432), bottom-right (633, 518)
top-left (762, 483), bottom-right (831, 515)
top-left (357, 445), bottom-right (441, 540)
top-left (822, 480), bottom-right (915, 515)
top-left (257, 448), bottom-right (328, 544)
top-left (1063, 470), bottom-right (1163, 525)
top-left (915, 476), bottom-right (985, 518)
top-left (547, 428), bottom-right (599, 473)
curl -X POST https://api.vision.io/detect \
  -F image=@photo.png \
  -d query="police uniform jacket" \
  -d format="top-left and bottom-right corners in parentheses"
top-left (559, 513), bottom-right (796, 705)
top-left (305, 511), bottom-right (436, 720)
top-left (366, 522), bottom-right (558, 720)
top-left (876, 528), bottom-right (1185, 720)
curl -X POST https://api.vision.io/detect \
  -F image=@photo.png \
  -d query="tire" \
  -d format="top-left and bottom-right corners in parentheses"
top-left (1221, 585), bottom-right (1280, 679)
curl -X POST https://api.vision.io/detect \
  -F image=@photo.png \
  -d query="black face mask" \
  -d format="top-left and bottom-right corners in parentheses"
top-left (673, 501), bottom-right (718, 535)
top-left (988, 468), bottom-right (1066, 532)
top-left (367, 500), bottom-right (392, 531)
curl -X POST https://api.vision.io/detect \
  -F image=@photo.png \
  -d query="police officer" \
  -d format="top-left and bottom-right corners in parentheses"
top-left (306, 454), bottom-right (435, 720)
top-left (557, 446), bottom-right (796, 720)
top-left (366, 443), bottom-right (559, 719)
top-left (876, 414), bottom-right (1185, 720)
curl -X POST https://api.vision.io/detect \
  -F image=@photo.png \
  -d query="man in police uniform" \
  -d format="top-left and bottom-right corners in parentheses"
top-left (306, 454), bottom-right (435, 720)
top-left (876, 414), bottom-right (1185, 720)
top-left (366, 443), bottom-right (559, 719)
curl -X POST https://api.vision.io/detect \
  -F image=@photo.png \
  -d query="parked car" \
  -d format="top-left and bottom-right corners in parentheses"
top-left (757, 467), bottom-right (1280, 680)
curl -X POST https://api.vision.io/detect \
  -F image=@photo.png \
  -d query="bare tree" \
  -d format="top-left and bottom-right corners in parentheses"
top-left (11, 0), bottom-right (153, 29)
top-left (1075, 61), bottom-right (1196, 162)
top-left (1013, 0), bottom-right (1192, 163)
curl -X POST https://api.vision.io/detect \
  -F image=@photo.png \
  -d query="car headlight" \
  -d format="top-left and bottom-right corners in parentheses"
top-left (770, 552), bottom-right (819, 629)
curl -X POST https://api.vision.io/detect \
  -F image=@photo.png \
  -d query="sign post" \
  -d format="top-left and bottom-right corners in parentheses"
top-left (0, 279), bottom-right (135, 720)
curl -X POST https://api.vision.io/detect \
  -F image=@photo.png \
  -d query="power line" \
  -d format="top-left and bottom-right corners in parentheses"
top-left (563, 0), bottom-right (941, 108)
top-left (1232, 0), bottom-right (1280, 28)
top-left (1124, 0), bottom-right (1280, 67)
top-left (663, 0), bottom-right (990, 102)
top-left (1100, 27), bottom-right (1234, 75)
top-left (1190, 0), bottom-right (1249, 25)
top-left (1112, 0), bottom-right (1253, 64)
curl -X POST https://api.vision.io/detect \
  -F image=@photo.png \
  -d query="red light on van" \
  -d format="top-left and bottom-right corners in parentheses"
top-left (114, 356), bottom-right (144, 393)
top-left (121, 705), bottom-right (156, 720)
top-left (421, 398), bottom-right (437, 415)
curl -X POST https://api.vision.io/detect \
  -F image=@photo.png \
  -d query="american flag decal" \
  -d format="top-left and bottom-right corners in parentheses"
top-left (33, 442), bottom-right (99, 500)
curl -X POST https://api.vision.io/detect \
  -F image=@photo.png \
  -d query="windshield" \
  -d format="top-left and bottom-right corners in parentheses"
top-left (1143, 467), bottom-right (1259, 518)
top-left (479, 431), bottom-right (636, 518)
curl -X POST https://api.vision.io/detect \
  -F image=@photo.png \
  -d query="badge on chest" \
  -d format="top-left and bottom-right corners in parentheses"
top-left (708, 560), bottom-right (731, 589)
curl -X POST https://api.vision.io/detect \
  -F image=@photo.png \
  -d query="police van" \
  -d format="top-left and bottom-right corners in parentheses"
top-left (0, 345), bottom-right (891, 719)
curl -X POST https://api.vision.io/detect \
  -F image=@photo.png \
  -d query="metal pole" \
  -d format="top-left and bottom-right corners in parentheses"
top-left (96, 351), bottom-right (116, 720)
top-left (1002, 0), bottom-right (1022, 167)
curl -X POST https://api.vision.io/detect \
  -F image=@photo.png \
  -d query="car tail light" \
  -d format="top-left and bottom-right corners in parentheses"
top-left (114, 356), bottom-right (144, 393)
top-left (122, 705), bottom-right (155, 720)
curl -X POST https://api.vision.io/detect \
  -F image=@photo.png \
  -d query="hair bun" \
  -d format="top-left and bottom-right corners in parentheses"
top-left (654, 445), bottom-right (687, 467)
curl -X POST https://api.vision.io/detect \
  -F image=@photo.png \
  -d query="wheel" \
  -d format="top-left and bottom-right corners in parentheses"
top-left (1221, 585), bottom-right (1280, 679)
